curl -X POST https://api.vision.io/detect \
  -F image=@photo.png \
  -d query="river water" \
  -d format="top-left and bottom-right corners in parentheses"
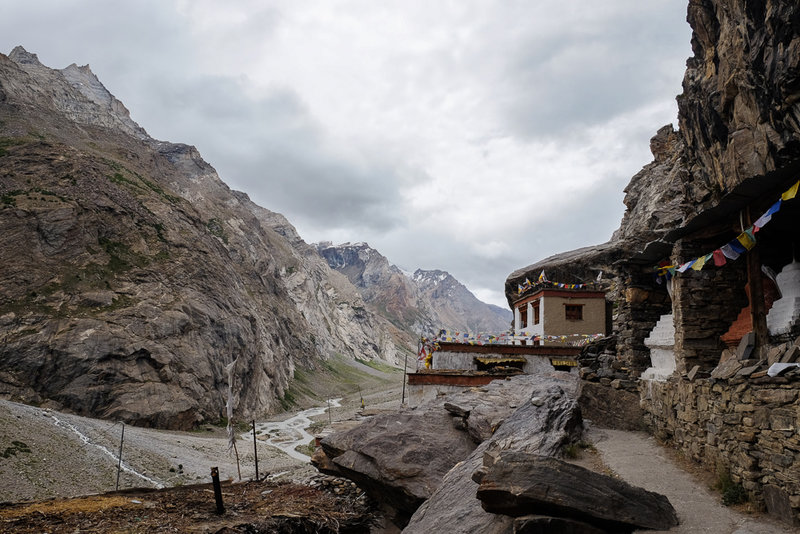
top-left (242, 398), bottom-right (343, 462)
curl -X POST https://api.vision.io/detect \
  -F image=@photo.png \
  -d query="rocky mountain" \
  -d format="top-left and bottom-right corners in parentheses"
top-left (315, 242), bottom-right (511, 336)
top-left (0, 47), bottom-right (407, 429)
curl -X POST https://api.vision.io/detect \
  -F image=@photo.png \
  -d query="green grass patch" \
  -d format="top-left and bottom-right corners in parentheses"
top-left (280, 354), bottom-right (397, 411)
top-left (355, 357), bottom-right (401, 374)
top-left (294, 438), bottom-right (316, 457)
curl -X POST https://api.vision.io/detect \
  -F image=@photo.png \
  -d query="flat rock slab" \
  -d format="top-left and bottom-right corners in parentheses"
top-left (318, 408), bottom-right (476, 522)
top-left (476, 451), bottom-right (679, 533)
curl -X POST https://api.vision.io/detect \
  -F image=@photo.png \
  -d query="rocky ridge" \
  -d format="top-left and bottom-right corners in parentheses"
top-left (316, 241), bottom-right (511, 337)
top-left (0, 47), bottom-right (406, 429)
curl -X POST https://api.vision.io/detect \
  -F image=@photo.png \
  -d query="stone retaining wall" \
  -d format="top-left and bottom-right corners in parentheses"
top-left (640, 376), bottom-right (800, 525)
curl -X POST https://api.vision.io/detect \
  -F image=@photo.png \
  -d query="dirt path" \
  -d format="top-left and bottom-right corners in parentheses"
top-left (589, 428), bottom-right (795, 534)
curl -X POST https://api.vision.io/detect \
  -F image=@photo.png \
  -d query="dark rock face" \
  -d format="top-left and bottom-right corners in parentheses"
top-left (577, 381), bottom-right (645, 431)
top-left (475, 452), bottom-right (679, 533)
top-left (679, 0), bottom-right (800, 192)
top-left (0, 48), bottom-right (403, 428)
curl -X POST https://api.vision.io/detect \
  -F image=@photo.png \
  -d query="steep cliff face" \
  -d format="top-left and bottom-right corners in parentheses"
top-left (316, 242), bottom-right (511, 336)
top-left (0, 47), bottom-right (400, 429)
top-left (679, 0), bottom-right (800, 192)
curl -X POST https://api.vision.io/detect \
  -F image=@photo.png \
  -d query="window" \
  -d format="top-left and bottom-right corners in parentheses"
top-left (533, 301), bottom-right (540, 325)
top-left (565, 304), bottom-right (583, 321)
top-left (519, 306), bottom-right (528, 328)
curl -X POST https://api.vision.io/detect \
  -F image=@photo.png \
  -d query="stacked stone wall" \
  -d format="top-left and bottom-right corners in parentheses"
top-left (641, 376), bottom-right (800, 525)
top-left (614, 270), bottom-right (671, 377)
top-left (671, 239), bottom-right (748, 373)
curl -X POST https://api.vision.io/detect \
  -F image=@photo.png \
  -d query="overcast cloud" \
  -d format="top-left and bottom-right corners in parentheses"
top-left (0, 1), bottom-right (693, 307)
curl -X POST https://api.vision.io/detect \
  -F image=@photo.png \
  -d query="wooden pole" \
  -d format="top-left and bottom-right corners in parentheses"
top-left (746, 207), bottom-right (769, 355)
top-left (252, 420), bottom-right (259, 482)
top-left (115, 423), bottom-right (125, 491)
top-left (401, 349), bottom-right (408, 404)
top-left (232, 440), bottom-right (242, 481)
top-left (211, 466), bottom-right (225, 514)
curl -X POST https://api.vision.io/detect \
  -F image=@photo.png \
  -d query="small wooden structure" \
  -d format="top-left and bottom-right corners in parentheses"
top-left (406, 342), bottom-right (579, 406)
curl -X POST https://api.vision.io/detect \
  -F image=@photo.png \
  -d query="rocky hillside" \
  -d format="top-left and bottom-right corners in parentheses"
top-left (316, 242), bottom-right (511, 336)
top-left (0, 47), bottom-right (406, 430)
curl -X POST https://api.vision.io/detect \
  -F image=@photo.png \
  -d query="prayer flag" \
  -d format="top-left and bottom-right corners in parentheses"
top-left (720, 243), bottom-right (740, 260)
top-left (691, 255), bottom-right (707, 270)
top-left (729, 240), bottom-right (747, 254)
top-left (737, 228), bottom-right (756, 250)
top-left (538, 270), bottom-right (546, 282)
top-left (754, 200), bottom-right (781, 228)
top-left (781, 180), bottom-right (799, 201)
top-left (677, 260), bottom-right (695, 272)
top-left (713, 249), bottom-right (726, 266)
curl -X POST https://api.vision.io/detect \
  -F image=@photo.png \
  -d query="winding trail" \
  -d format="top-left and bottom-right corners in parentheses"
top-left (590, 428), bottom-right (795, 534)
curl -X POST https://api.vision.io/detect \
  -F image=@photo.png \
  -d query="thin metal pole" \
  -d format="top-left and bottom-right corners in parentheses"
top-left (252, 420), bottom-right (259, 482)
top-left (115, 423), bottom-right (125, 491)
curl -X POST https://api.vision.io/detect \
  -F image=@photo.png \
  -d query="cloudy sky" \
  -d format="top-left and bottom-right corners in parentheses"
top-left (1, 1), bottom-right (692, 307)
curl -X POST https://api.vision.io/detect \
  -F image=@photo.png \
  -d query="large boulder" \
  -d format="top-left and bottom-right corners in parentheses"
top-left (318, 408), bottom-right (476, 525)
top-left (475, 451), bottom-right (679, 533)
top-left (314, 373), bottom-right (580, 529)
top-left (403, 375), bottom-right (583, 533)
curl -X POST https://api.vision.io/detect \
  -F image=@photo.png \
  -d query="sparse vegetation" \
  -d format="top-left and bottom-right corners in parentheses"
top-left (99, 237), bottom-right (149, 272)
top-left (0, 137), bottom-right (26, 157)
top-left (2, 441), bottom-right (32, 459)
top-left (206, 218), bottom-right (228, 243)
top-left (294, 438), bottom-right (316, 457)
top-left (563, 440), bottom-right (595, 459)
top-left (714, 467), bottom-right (748, 506)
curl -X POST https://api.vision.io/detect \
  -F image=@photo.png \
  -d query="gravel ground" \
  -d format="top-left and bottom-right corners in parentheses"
top-left (0, 366), bottom-right (403, 504)
top-left (589, 427), bottom-right (796, 534)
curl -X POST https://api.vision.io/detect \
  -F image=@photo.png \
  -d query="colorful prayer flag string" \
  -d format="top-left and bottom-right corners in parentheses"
top-left (432, 330), bottom-right (604, 347)
top-left (654, 179), bottom-right (799, 278)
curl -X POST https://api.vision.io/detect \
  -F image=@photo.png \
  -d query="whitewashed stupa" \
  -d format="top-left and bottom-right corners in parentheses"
top-left (642, 313), bottom-right (677, 381)
top-left (766, 259), bottom-right (800, 336)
